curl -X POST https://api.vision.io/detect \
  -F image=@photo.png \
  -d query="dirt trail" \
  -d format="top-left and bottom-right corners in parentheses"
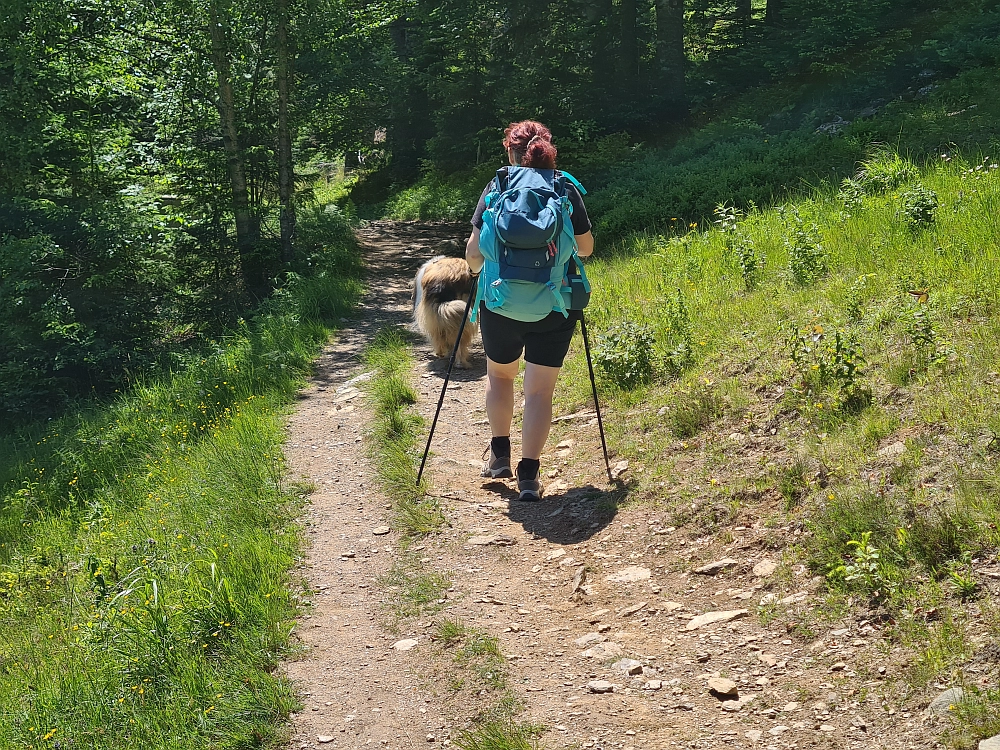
top-left (282, 222), bottom-right (945, 750)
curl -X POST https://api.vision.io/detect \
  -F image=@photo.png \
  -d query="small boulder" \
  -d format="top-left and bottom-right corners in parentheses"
top-left (693, 558), bottom-right (738, 575)
top-left (587, 680), bottom-right (615, 694)
top-left (708, 677), bottom-right (739, 699)
top-left (685, 609), bottom-right (748, 631)
top-left (980, 734), bottom-right (1000, 750)
top-left (574, 632), bottom-right (606, 648)
top-left (928, 687), bottom-right (964, 716)
top-left (392, 638), bottom-right (418, 651)
top-left (617, 601), bottom-right (648, 617)
top-left (612, 658), bottom-right (644, 675)
top-left (752, 559), bottom-right (778, 578)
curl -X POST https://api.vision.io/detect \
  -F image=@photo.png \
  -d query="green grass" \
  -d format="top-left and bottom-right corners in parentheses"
top-left (378, 556), bottom-right (451, 625)
top-left (362, 327), bottom-right (446, 536)
top-left (0, 220), bottom-right (363, 748)
top-left (550, 148), bottom-right (1000, 741)
top-left (432, 622), bottom-right (542, 750)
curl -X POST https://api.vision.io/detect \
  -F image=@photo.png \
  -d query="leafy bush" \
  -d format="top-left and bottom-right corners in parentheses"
top-left (781, 206), bottom-right (828, 285)
top-left (900, 183), bottom-right (938, 227)
top-left (593, 321), bottom-right (657, 389)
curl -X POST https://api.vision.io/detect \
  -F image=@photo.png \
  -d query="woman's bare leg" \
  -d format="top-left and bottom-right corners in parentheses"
top-left (485, 357), bottom-right (519, 438)
top-left (520, 362), bottom-right (561, 460)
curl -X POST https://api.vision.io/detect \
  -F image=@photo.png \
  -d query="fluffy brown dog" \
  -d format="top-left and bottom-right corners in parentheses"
top-left (412, 255), bottom-right (478, 367)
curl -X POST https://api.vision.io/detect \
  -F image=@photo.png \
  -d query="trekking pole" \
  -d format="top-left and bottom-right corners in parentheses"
top-left (416, 278), bottom-right (479, 486)
top-left (579, 311), bottom-right (614, 483)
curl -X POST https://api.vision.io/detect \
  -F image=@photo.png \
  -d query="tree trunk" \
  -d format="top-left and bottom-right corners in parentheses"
top-left (655, 0), bottom-right (686, 115)
top-left (275, 0), bottom-right (295, 265)
top-left (208, 0), bottom-right (256, 282)
top-left (736, 0), bottom-right (752, 37)
top-left (765, 0), bottom-right (783, 27)
top-left (619, 0), bottom-right (638, 90)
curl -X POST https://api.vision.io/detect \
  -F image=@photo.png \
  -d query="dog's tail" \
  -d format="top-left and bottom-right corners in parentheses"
top-left (436, 299), bottom-right (469, 328)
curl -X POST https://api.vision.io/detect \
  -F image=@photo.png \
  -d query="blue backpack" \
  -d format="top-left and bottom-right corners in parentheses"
top-left (472, 166), bottom-right (591, 323)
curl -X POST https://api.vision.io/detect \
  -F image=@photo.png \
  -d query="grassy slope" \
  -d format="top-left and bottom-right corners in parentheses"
top-left (556, 151), bottom-right (1000, 746)
top-left (0, 225), bottom-right (363, 748)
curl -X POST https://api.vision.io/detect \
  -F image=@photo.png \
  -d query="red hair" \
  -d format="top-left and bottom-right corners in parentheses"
top-left (503, 120), bottom-right (557, 169)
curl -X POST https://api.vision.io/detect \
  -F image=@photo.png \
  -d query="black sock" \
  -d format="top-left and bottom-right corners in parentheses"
top-left (517, 458), bottom-right (540, 481)
top-left (491, 436), bottom-right (511, 458)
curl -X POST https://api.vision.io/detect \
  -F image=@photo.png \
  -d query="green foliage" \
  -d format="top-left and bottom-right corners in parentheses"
top-left (593, 322), bottom-right (657, 389)
top-left (787, 324), bottom-right (868, 410)
top-left (900, 183), bottom-right (939, 227)
top-left (855, 151), bottom-right (919, 195)
top-left (362, 328), bottom-right (445, 536)
top-left (779, 460), bottom-right (810, 511)
top-left (781, 206), bottom-right (828, 285)
top-left (0, 222), bottom-right (362, 747)
top-left (665, 380), bottom-right (725, 438)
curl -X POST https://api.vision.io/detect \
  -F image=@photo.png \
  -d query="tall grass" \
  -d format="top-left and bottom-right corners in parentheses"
top-left (0, 222), bottom-right (363, 748)
top-left (564, 149), bottom-right (1000, 586)
top-left (362, 327), bottom-right (446, 536)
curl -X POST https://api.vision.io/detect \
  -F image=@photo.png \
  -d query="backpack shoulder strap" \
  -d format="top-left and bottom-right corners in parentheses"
top-left (495, 167), bottom-right (510, 192)
top-left (556, 170), bottom-right (587, 196)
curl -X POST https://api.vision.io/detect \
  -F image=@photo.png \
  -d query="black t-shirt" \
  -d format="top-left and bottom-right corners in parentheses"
top-left (471, 168), bottom-right (592, 235)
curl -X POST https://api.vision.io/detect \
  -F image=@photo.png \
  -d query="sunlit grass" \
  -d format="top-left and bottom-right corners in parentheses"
top-left (0, 232), bottom-right (363, 748)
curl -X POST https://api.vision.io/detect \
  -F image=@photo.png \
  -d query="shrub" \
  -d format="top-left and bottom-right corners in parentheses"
top-left (593, 321), bottom-right (657, 389)
top-left (900, 183), bottom-right (938, 227)
top-left (781, 206), bottom-right (828, 285)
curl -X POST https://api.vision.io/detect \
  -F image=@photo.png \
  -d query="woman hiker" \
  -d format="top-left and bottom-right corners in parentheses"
top-left (465, 120), bottom-right (595, 501)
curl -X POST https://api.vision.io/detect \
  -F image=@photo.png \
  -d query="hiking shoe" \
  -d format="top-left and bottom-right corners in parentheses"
top-left (516, 478), bottom-right (543, 502)
top-left (480, 447), bottom-right (513, 479)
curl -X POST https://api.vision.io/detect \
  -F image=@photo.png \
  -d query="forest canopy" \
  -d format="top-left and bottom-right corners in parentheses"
top-left (2, 0), bottom-right (998, 419)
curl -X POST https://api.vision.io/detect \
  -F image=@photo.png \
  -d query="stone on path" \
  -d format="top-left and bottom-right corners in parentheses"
top-left (610, 460), bottom-right (629, 480)
top-left (722, 695), bottom-right (757, 712)
top-left (617, 601), bottom-right (647, 617)
top-left (588, 608), bottom-right (611, 623)
top-left (752, 559), bottom-right (778, 578)
top-left (574, 632), bottom-right (605, 648)
top-left (769, 725), bottom-right (790, 736)
top-left (980, 734), bottom-right (1000, 750)
top-left (467, 534), bottom-right (516, 546)
top-left (392, 638), bottom-right (418, 651)
top-left (546, 548), bottom-right (566, 561)
top-left (645, 679), bottom-right (662, 690)
top-left (928, 687), bottom-right (964, 716)
top-left (371, 526), bottom-right (391, 536)
top-left (759, 652), bottom-right (778, 667)
top-left (605, 566), bottom-right (651, 583)
top-left (878, 441), bottom-right (906, 458)
top-left (746, 729), bottom-right (763, 742)
top-left (318, 736), bottom-right (335, 744)
top-left (684, 609), bottom-right (748, 631)
top-left (663, 601), bottom-right (683, 612)
top-left (708, 677), bottom-right (739, 699)
top-left (587, 680), bottom-right (615, 694)
top-left (693, 558), bottom-right (738, 575)
top-left (612, 658), bottom-right (644, 675)
top-left (581, 641), bottom-right (624, 658)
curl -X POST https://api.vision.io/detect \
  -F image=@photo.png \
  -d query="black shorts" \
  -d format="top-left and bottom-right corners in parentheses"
top-left (478, 304), bottom-right (581, 368)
